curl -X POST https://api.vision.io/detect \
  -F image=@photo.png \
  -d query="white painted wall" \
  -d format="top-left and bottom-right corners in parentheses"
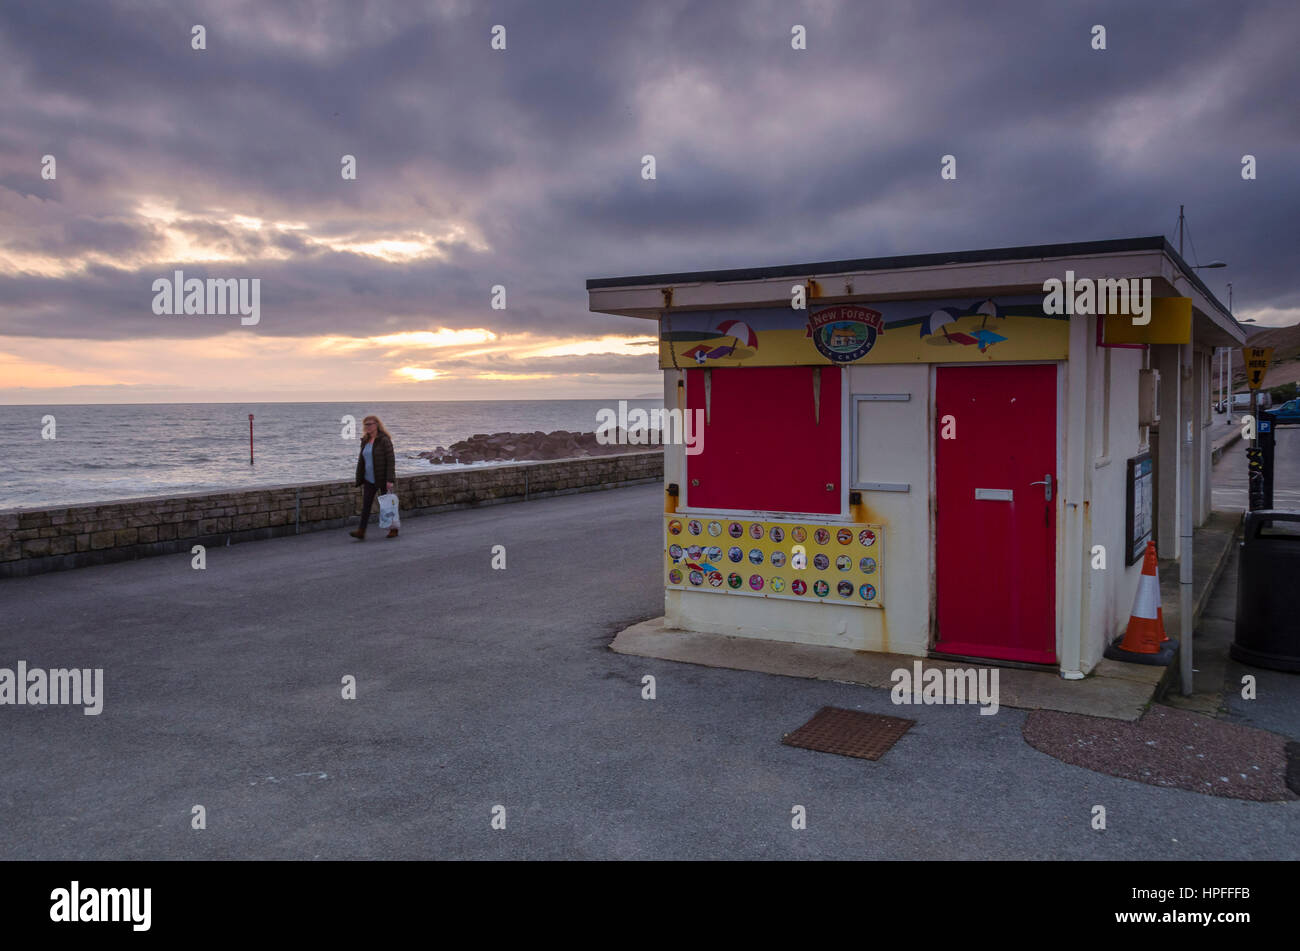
top-left (1084, 345), bottom-right (1147, 669)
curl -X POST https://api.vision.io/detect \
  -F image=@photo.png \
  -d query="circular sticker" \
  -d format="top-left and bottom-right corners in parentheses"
top-left (668, 568), bottom-right (682, 584)
top-left (814, 528), bottom-right (830, 546)
top-left (668, 543), bottom-right (683, 560)
top-left (686, 545), bottom-right (703, 561)
top-left (791, 579), bottom-right (808, 595)
top-left (770, 550), bottom-right (787, 568)
top-left (705, 546), bottom-right (723, 562)
top-left (748, 574), bottom-right (764, 591)
top-left (707, 520), bottom-right (722, 536)
top-left (728, 546), bottom-right (744, 563)
top-left (728, 522), bottom-right (744, 538)
top-left (858, 529), bottom-right (876, 547)
top-left (688, 570), bottom-right (704, 586)
top-left (792, 526), bottom-right (808, 543)
top-left (749, 523), bottom-right (764, 539)
top-left (769, 526), bottom-right (785, 543)
top-left (687, 519), bottom-right (702, 535)
top-left (836, 554), bottom-right (852, 571)
top-left (727, 572), bottom-right (743, 589)
top-left (813, 553), bottom-right (830, 571)
top-left (860, 556), bottom-right (877, 574)
top-left (770, 577), bottom-right (786, 592)
top-left (813, 580), bottom-right (830, 597)
top-left (707, 570), bottom-right (724, 587)
top-left (748, 548), bottom-right (764, 565)
top-left (668, 520), bottom-right (682, 535)
top-left (860, 583), bottom-right (876, 601)
top-left (837, 580), bottom-right (854, 598)
top-left (837, 528), bottom-right (853, 545)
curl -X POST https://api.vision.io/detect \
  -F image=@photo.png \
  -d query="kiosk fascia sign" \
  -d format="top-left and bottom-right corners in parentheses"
top-left (661, 294), bottom-right (1066, 368)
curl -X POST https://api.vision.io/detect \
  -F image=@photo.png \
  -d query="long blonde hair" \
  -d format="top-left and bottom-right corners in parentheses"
top-left (361, 414), bottom-right (392, 444)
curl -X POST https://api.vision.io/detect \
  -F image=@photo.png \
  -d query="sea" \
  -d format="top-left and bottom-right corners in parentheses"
top-left (0, 400), bottom-right (664, 511)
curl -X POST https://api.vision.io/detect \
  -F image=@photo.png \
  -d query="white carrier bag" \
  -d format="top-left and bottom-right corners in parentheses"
top-left (378, 492), bottom-right (401, 529)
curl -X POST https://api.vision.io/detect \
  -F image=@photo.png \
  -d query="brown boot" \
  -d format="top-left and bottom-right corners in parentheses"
top-left (349, 529), bottom-right (365, 540)
top-left (386, 528), bottom-right (399, 539)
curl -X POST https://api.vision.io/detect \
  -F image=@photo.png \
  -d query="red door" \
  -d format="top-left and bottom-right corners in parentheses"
top-left (935, 365), bottom-right (1057, 664)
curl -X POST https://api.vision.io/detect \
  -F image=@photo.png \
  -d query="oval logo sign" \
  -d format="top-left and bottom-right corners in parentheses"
top-left (806, 305), bottom-right (884, 363)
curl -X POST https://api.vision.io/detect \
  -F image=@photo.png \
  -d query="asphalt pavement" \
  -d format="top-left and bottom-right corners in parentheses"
top-left (1, 478), bottom-right (1296, 860)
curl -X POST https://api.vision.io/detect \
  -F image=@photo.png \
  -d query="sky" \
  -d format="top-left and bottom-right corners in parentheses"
top-left (1, 0), bottom-right (1297, 404)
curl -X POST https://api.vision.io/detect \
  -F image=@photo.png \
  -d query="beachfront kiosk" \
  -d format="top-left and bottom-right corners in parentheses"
top-left (587, 237), bottom-right (1247, 677)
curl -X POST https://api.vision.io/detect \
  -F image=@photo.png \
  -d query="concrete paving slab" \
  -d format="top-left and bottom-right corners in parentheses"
top-left (613, 617), bottom-right (1157, 721)
top-left (1091, 658), bottom-right (1167, 686)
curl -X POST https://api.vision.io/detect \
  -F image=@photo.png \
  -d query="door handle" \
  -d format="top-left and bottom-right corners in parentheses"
top-left (1029, 474), bottom-right (1052, 502)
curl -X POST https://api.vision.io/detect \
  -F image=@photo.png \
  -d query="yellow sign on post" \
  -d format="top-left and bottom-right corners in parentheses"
top-left (1246, 347), bottom-right (1274, 390)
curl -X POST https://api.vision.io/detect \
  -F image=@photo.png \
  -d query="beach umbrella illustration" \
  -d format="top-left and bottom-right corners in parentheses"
top-left (920, 307), bottom-right (961, 340)
top-left (716, 319), bottom-right (758, 350)
top-left (976, 298), bottom-right (1001, 328)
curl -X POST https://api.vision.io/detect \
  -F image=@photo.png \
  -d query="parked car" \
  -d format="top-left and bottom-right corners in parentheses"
top-left (1272, 398), bottom-right (1300, 425)
top-left (1229, 392), bottom-right (1272, 411)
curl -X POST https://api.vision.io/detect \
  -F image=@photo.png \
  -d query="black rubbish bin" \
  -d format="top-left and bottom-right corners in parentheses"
top-left (1232, 510), bottom-right (1300, 672)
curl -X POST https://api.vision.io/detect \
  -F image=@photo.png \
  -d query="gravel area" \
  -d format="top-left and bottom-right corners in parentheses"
top-left (1023, 706), bottom-right (1297, 802)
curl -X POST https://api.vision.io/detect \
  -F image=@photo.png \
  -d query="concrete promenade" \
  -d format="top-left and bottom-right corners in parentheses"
top-left (1, 480), bottom-right (1296, 859)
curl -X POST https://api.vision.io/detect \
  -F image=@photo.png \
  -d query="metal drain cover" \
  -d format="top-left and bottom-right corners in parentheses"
top-left (782, 706), bottom-right (916, 761)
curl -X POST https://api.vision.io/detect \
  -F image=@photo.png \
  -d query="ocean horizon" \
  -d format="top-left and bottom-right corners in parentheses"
top-left (0, 398), bottom-right (665, 510)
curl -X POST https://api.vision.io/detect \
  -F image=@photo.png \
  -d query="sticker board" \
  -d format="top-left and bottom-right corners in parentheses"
top-left (665, 516), bottom-right (883, 607)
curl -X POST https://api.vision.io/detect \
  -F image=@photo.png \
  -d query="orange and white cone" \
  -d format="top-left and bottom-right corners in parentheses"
top-left (1148, 541), bottom-right (1169, 641)
top-left (1118, 541), bottom-right (1164, 654)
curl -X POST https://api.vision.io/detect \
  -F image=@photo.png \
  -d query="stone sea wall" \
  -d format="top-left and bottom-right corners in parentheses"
top-left (1, 452), bottom-right (663, 578)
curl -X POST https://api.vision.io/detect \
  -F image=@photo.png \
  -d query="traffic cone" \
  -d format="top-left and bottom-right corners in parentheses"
top-left (1104, 540), bottom-right (1176, 665)
top-left (1146, 541), bottom-right (1169, 641)
top-left (1119, 542), bottom-right (1163, 653)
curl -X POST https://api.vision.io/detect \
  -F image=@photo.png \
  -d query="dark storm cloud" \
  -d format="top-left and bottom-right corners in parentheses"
top-left (0, 0), bottom-right (1297, 347)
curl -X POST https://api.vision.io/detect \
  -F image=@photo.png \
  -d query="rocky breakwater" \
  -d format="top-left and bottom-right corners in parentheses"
top-left (418, 429), bottom-right (663, 465)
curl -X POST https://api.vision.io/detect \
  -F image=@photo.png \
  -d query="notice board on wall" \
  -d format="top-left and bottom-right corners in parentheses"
top-left (1126, 452), bottom-right (1153, 565)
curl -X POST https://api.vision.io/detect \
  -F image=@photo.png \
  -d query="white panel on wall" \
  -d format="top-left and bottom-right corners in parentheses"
top-left (853, 394), bottom-right (915, 491)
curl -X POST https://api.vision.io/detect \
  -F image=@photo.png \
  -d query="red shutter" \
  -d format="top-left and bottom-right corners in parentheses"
top-left (685, 366), bottom-right (841, 514)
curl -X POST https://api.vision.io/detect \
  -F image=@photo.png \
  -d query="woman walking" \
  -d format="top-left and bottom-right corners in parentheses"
top-left (350, 414), bottom-right (398, 540)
